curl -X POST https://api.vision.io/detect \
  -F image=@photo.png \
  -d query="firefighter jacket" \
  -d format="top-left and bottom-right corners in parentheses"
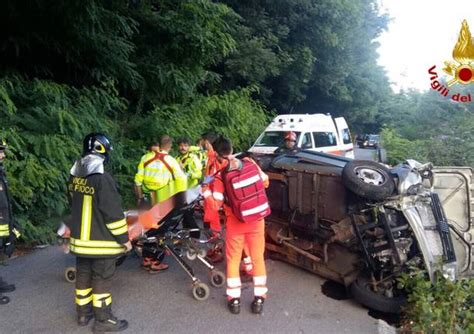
top-left (176, 150), bottom-right (203, 189)
top-left (0, 166), bottom-right (20, 239)
top-left (68, 155), bottom-right (128, 258)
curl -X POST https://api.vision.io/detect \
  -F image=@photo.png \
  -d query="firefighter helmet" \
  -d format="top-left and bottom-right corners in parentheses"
top-left (82, 133), bottom-right (113, 160)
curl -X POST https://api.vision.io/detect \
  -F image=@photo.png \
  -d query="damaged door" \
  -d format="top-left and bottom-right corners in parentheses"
top-left (433, 167), bottom-right (473, 278)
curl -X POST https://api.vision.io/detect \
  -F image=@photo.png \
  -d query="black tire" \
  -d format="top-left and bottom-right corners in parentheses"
top-left (0, 296), bottom-right (10, 305)
top-left (65, 267), bottom-right (77, 284)
top-left (350, 276), bottom-right (406, 314)
top-left (342, 160), bottom-right (395, 201)
top-left (192, 282), bottom-right (210, 301)
top-left (210, 270), bottom-right (226, 288)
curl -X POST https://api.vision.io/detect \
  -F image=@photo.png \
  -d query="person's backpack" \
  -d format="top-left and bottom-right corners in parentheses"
top-left (221, 159), bottom-right (271, 223)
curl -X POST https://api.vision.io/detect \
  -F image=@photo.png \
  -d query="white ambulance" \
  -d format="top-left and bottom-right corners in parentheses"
top-left (248, 114), bottom-right (355, 158)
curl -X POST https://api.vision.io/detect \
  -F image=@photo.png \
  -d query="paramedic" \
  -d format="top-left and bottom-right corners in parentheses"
top-left (200, 132), bottom-right (226, 263)
top-left (68, 133), bottom-right (131, 332)
top-left (176, 137), bottom-right (202, 189)
top-left (134, 141), bottom-right (160, 208)
top-left (203, 136), bottom-right (269, 315)
top-left (274, 131), bottom-right (301, 155)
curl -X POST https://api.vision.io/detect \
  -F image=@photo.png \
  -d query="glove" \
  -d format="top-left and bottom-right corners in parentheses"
top-left (122, 241), bottom-right (133, 253)
top-left (202, 175), bottom-right (215, 185)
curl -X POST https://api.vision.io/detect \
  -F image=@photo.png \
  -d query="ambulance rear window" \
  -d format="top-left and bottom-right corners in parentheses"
top-left (255, 131), bottom-right (301, 147)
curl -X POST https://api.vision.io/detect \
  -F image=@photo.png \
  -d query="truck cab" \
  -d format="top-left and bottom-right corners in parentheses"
top-left (248, 114), bottom-right (354, 158)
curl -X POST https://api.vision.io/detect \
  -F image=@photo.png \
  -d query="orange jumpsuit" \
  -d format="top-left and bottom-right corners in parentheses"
top-left (203, 149), bottom-right (227, 232)
top-left (203, 160), bottom-right (269, 300)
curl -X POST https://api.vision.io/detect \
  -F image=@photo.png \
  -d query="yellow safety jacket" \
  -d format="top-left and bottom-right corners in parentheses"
top-left (176, 150), bottom-right (203, 189)
top-left (68, 171), bottom-right (128, 258)
top-left (135, 151), bottom-right (187, 204)
top-left (189, 146), bottom-right (207, 172)
top-left (134, 151), bottom-right (160, 192)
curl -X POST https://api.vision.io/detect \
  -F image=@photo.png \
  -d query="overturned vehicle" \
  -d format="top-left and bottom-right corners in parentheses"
top-left (253, 151), bottom-right (473, 313)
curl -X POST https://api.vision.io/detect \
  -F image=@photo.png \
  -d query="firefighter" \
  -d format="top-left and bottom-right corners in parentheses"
top-left (0, 139), bottom-right (21, 305)
top-left (274, 131), bottom-right (301, 155)
top-left (134, 141), bottom-right (160, 208)
top-left (68, 133), bottom-right (131, 332)
top-left (176, 137), bottom-right (203, 189)
top-left (202, 136), bottom-right (269, 315)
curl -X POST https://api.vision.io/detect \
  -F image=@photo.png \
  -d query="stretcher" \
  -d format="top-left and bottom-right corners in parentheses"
top-left (58, 187), bottom-right (225, 301)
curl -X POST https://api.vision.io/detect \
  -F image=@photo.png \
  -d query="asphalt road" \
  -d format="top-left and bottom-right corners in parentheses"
top-left (0, 245), bottom-right (394, 334)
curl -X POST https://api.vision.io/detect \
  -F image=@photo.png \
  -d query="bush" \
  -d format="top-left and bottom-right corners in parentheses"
top-left (398, 269), bottom-right (474, 334)
top-left (380, 127), bottom-right (428, 166)
top-left (0, 77), bottom-right (269, 244)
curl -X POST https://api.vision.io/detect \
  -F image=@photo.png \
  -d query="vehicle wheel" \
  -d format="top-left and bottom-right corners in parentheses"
top-left (197, 248), bottom-right (207, 258)
top-left (0, 296), bottom-right (10, 305)
top-left (186, 249), bottom-right (197, 261)
top-left (210, 270), bottom-right (226, 288)
top-left (192, 282), bottom-right (210, 301)
top-left (65, 267), bottom-right (77, 284)
top-left (350, 276), bottom-right (406, 314)
top-left (342, 160), bottom-right (395, 201)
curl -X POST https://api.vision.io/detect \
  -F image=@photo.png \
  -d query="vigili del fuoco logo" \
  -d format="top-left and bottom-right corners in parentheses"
top-left (428, 19), bottom-right (474, 102)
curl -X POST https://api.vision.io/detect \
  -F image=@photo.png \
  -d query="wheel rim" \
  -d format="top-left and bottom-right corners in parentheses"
top-left (186, 250), bottom-right (197, 260)
top-left (213, 276), bottom-right (223, 286)
top-left (354, 167), bottom-right (386, 185)
top-left (198, 249), bottom-right (207, 258)
top-left (196, 287), bottom-right (206, 298)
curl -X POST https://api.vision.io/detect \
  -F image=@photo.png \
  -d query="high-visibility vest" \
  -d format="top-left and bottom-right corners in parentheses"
top-left (176, 151), bottom-right (203, 189)
top-left (134, 151), bottom-right (166, 192)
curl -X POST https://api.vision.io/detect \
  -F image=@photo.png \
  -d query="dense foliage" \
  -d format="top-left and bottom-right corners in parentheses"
top-left (379, 90), bottom-right (474, 167)
top-left (0, 0), bottom-right (389, 242)
top-left (398, 269), bottom-right (474, 333)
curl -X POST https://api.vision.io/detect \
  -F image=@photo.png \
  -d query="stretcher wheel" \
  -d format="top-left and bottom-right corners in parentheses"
top-left (65, 267), bottom-right (77, 284)
top-left (186, 249), bottom-right (197, 261)
top-left (0, 296), bottom-right (10, 305)
top-left (210, 270), bottom-right (225, 288)
top-left (197, 248), bottom-right (207, 258)
top-left (192, 282), bottom-right (210, 301)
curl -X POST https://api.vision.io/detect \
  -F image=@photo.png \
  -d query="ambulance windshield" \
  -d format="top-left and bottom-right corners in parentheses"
top-left (254, 131), bottom-right (301, 147)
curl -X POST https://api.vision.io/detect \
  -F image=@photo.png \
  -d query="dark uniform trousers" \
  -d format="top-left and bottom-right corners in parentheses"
top-left (75, 257), bottom-right (116, 320)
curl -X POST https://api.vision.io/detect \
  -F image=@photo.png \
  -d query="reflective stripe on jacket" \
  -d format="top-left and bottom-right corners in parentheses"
top-left (154, 152), bottom-right (187, 202)
top-left (68, 171), bottom-right (128, 258)
top-left (202, 158), bottom-right (269, 229)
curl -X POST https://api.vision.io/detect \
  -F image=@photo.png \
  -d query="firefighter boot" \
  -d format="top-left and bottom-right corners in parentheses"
top-left (0, 277), bottom-right (15, 293)
top-left (77, 305), bottom-right (94, 326)
top-left (227, 298), bottom-right (241, 315)
top-left (93, 305), bottom-right (128, 333)
top-left (251, 296), bottom-right (265, 314)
